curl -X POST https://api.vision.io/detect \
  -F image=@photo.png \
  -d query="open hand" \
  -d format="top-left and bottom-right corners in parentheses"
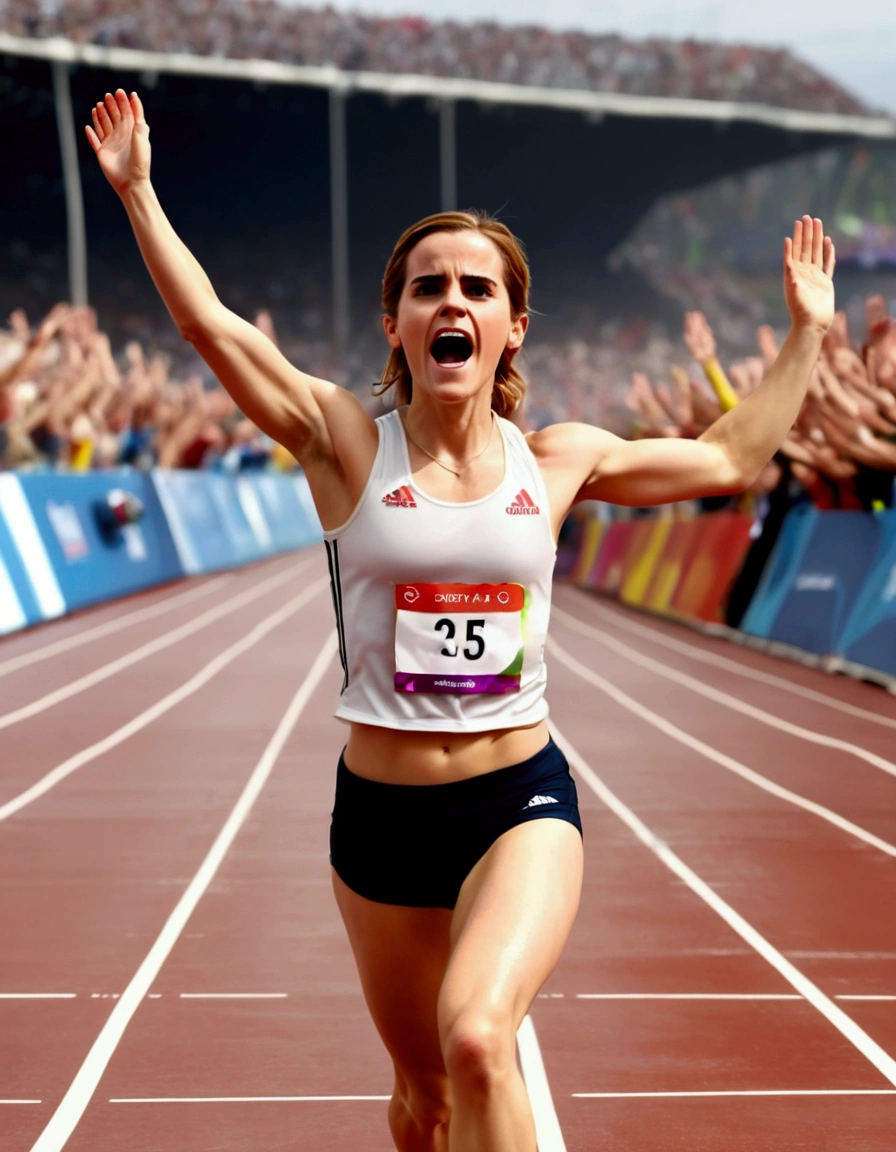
top-left (85, 90), bottom-right (151, 196)
top-left (783, 216), bottom-right (835, 335)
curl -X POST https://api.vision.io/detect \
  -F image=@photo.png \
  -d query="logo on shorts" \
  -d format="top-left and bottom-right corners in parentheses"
top-left (525, 795), bottom-right (559, 808)
top-left (506, 489), bottom-right (540, 515)
top-left (383, 486), bottom-right (417, 508)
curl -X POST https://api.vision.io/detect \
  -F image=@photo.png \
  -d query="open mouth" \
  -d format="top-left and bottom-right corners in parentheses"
top-left (430, 330), bottom-right (474, 367)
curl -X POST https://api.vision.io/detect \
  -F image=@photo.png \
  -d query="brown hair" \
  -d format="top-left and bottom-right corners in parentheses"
top-left (375, 210), bottom-right (530, 417)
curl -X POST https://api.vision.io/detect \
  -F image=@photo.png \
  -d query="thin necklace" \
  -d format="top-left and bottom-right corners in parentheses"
top-left (401, 410), bottom-right (496, 477)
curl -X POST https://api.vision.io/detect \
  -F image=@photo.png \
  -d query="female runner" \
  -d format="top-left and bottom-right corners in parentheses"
top-left (87, 89), bottom-right (836, 1152)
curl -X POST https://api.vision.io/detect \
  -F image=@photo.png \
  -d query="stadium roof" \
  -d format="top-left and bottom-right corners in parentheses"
top-left (2, 32), bottom-right (894, 140)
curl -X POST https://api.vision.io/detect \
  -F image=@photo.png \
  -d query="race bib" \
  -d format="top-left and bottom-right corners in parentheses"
top-left (394, 582), bottom-right (526, 695)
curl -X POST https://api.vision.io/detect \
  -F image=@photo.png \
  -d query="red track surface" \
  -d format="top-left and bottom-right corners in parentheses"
top-left (2, 547), bottom-right (895, 1151)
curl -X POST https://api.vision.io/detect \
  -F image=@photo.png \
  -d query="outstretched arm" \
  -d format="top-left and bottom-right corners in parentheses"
top-left (534, 217), bottom-right (835, 511)
top-left (85, 90), bottom-right (374, 490)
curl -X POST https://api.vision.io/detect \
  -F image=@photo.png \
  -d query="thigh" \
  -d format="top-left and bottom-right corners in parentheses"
top-left (332, 869), bottom-right (453, 1077)
top-left (439, 818), bottom-right (584, 1031)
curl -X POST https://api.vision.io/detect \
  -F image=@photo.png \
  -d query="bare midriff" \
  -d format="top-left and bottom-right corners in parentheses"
top-left (343, 718), bottom-right (551, 785)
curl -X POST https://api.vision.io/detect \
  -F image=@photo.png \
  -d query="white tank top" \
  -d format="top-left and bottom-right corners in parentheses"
top-left (322, 408), bottom-right (556, 732)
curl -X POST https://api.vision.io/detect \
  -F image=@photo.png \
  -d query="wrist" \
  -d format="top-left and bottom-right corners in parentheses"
top-left (118, 176), bottom-right (153, 203)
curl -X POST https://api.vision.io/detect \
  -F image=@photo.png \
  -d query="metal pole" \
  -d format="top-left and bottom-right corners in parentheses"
top-left (51, 60), bottom-right (88, 307)
top-left (328, 85), bottom-right (350, 361)
top-left (439, 99), bottom-right (457, 212)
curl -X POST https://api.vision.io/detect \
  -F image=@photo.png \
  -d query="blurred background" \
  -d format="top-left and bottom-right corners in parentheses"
top-left (1, 0), bottom-right (895, 504)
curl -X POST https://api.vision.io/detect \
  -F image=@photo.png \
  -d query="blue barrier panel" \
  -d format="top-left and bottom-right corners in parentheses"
top-left (837, 512), bottom-right (896, 677)
top-left (151, 470), bottom-right (270, 574)
top-left (741, 507), bottom-right (881, 655)
top-left (0, 472), bottom-right (67, 627)
top-left (15, 470), bottom-right (183, 613)
top-left (250, 473), bottom-right (321, 552)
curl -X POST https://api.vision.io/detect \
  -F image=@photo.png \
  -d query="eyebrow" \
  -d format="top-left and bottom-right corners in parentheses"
top-left (409, 274), bottom-right (499, 287)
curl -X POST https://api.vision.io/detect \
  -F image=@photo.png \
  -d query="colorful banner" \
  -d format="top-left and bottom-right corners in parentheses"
top-left (619, 519), bottom-right (674, 607)
top-left (589, 521), bottom-right (638, 594)
top-left (670, 511), bottom-right (753, 624)
top-left (836, 512), bottom-right (896, 676)
top-left (642, 519), bottom-right (705, 615)
top-left (569, 517), bottom-right (606, 585)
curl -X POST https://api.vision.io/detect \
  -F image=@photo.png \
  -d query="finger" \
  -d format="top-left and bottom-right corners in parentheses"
top-left (131, 91), bottom-right (146, 125)
top-left (84, 124), bottom-right (102, 153)
top-left (114, 88), bottom-right (131, 123)
top-left (90, 104), bottom-right (103, 140)
top-left (104, 92), bottom-right (121, 125)
top-left (791, 219), bottom-right (802, 262)
top-left (96, 100), bottom-right (113, 136)
top-left (824, 237), bottom-right (836, 279)
top-left (812, 218), bottom-right (824, 266)
top-left (783, 235), bottom-right (792, 265)
top-left (800, 215), bottom-right (812, 262)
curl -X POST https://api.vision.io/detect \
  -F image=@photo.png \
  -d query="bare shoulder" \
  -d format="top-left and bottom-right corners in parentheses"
top-left (526, 421), bottom-right (618, 474)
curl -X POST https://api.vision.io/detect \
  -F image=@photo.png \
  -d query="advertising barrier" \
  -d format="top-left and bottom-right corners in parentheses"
top-left (619, 520), bottom-right (674, 608)
top-left (669, 511), bottom-right (753, 624)
top-left (642, 518), bottom-right (705, 616)
top-left (835, 512), bottom-right (896, 678)
top-left (0, 469), bottom-right (322, 633)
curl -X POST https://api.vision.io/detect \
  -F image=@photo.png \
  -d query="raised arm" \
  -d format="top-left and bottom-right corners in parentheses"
top-left (533, 216), bottom-right (835, 515)
top-left (85, 90), bottom-right (375, 522)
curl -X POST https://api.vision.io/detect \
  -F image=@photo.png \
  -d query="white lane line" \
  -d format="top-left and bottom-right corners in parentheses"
top-left (575, 993), bottom-right (802, 1000)
top-left (0, 579), bottom-right (329, 824)
top-left (551, 605), bottom-right (896, 779)
top-left (179, 993), bottom-right (288, 999)
top-left (547, 637), bottom-right (896, 861)
top-left (573, 1089), bottom-right (896, 1099)
top-left (110, 1096), bottom-right (390, 1103)
top-left (516, 1015), bottom-right (567, 1152)
top-left (29, 634), bottom-right (337, 1152)
top-left (1, 1100), bottom-right (42, 1105)
top-left (563, 589), bottom-right (896, 731)
top-left (0, 559), bottom-right (313, 731)
top-left (0, 574), bottom-right (233, 679)
top-left (551, 726), bottom-right (896, 1089)
top-left (837, 996), bottom-right (896, 1001)
top-left (0, 994), bottom-right (76, 999)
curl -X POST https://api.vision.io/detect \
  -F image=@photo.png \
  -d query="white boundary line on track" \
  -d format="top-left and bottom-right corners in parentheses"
top-left (551, 605), bottom-right (896, 779)
top-left (1, 1100), bottom-right (42, 1105)
top-left (550, 725), bottom-right (896, 1089)
top-left (562, 589), bottom-right (896, 731)
top-left (546, 637), bottom-right (896, 861)
top-left (516, 1015), bottom-right (567, 1151)
top-left (0, 559), bottom-right (313, 731)
top-left (179, 993), bottom-right (287, 999)
top-left (573, 1089), bottom-right (896, 1098)
top-left (0, 578), bottom-right (330, 824)
top-left (109, 1095), bottom-right (390, 1103)
top-left (575, 993), bottom-right (802, 1000)
top-left (0, 574), bottom-right (233, 679)
top-left (28, 633), bottom-right (338, 1152)
top-left (0, 993), bottom-right (75, 999)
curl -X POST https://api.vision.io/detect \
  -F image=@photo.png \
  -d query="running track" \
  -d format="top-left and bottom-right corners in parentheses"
top-left (2, 547), bottom-right (895, 1151)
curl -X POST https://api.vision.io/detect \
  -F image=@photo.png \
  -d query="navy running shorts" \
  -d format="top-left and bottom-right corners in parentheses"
top-left (329, 737), bottom-right (582, 908)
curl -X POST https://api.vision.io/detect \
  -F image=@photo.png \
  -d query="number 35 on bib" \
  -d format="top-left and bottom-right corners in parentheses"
top-left (394, 583), bottom-right (527, 695)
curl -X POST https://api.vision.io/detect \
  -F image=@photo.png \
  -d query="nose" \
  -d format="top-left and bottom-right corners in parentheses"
top-left (439, 281), bottom-right (467, 317)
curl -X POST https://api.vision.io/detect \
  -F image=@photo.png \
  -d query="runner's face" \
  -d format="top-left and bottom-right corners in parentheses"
top-left (384, 230), bottom-right (526, 403)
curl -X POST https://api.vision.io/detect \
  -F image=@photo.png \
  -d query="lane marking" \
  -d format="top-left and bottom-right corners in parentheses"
top-left (562, 589), bottom-right (896, 731)
top-left (0, 559), bottom-right (313, 731)
top-left (110, 1096), bottom-right (390, 1103)
top-left (573, 1089), bottom-right (896, 1098)
top-left (837, 996), bottom-right (896, 1001)
top-left (0, 574), bottom-right (232, 679)
top-left (515, 1016), bottom-right (567, 1152)
top-left (0, 994), bottom-right (76, 1000)
top-left (0, 579), bottom-right (329, 824)
top-left (179, 993), bottom-right (288, 999)
top-left (1, 1100), bottom-right (42, 1105)
top-left (29, 634), bottom-right (337, 1152)
top-left (575, 993), bottom-right (802, 1000)
top-left (550, 725), bottom-right (896, 1088)
top-left (547, 637), bottom-right (896, 860)
top-left (552, 605), bottom-right (896, 779)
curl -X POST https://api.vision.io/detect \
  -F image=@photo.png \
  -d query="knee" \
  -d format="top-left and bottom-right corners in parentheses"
top-left (441, 1011), bottom-right (516, 1095)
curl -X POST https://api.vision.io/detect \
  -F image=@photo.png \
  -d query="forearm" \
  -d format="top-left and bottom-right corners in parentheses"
top-left (119, 181), bottom-right (220, 336)
top-left (700, 325), bottom-right (824, 485)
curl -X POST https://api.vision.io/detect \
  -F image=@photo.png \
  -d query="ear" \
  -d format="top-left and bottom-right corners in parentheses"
top-left (507, 313), bottom-right (528, 352)
top-left (382, 314), bottom-right (401, 350)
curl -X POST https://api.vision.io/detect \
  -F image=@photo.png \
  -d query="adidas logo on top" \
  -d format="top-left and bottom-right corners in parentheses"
top-left (383, 485), bottom-right (417, 508)
top-left (506, 489), bottom-right (540, 515)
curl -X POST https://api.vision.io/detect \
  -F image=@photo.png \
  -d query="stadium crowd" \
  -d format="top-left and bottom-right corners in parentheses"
top-left (1, 0), bottom-right (866, 115)
top-left (2, 290), bottom-right (894, 514)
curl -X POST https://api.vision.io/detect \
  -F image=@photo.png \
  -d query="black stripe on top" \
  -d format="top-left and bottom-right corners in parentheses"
top-left (325, 539), bottom-right (349, 693)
